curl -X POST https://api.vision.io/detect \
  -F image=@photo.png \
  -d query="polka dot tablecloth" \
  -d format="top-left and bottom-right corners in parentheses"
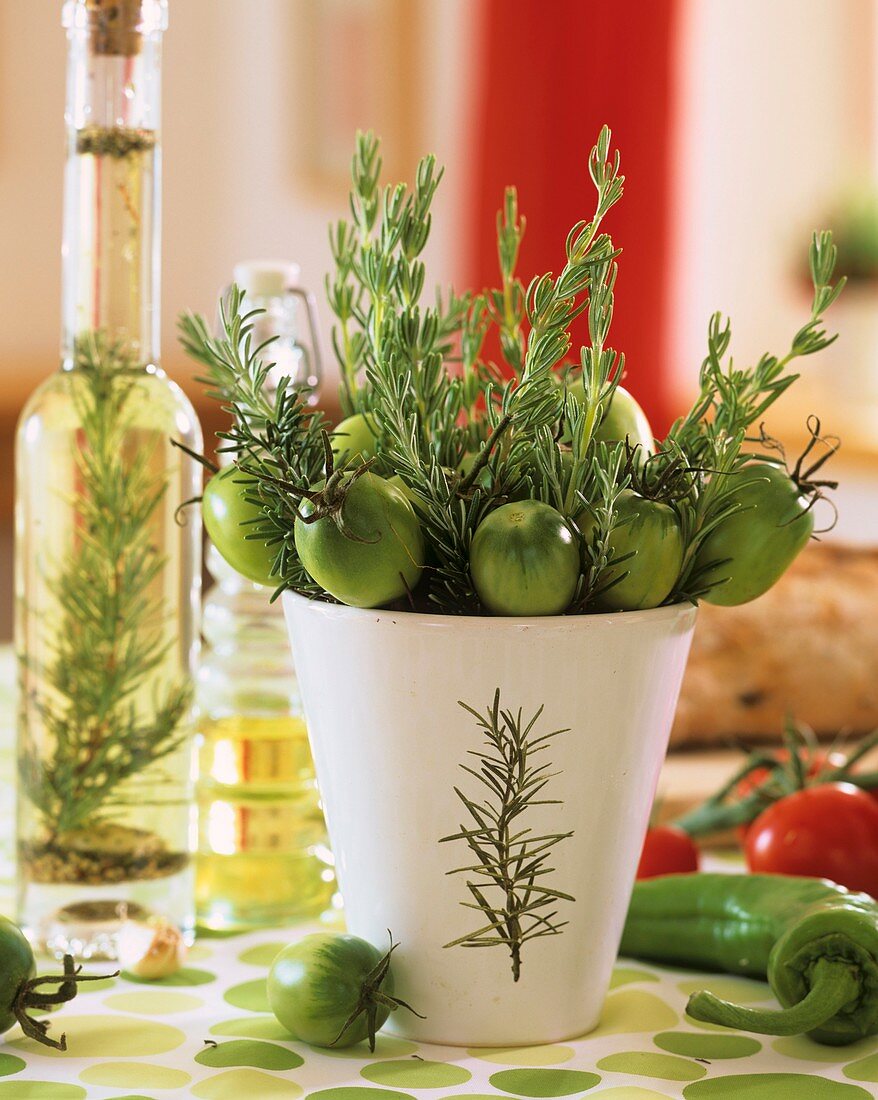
top-left (1, 653), bottom-right (877, 1099)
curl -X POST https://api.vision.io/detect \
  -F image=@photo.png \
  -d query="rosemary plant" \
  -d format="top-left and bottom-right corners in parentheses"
top-left (181, 125), bottom-right (841, 618)
top-left (18, 334), bottom-right (191, 877)
top-left (439, 690), bottom-right (574, 981)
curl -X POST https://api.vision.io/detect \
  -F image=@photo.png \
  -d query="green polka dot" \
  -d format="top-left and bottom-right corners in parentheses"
top-left (310, 1091), bottom-right (414, 1100)
top-left (0, 1056), bottom-right (24, 1079)
top-left (595, 1091), bottom-right (675, 1099)
top-left (0, 1087), bottom-right (86, 1099)
top-left (676, 976), bottom-right (770, 1003)
top-left (224, 977), bottom-right (270, 1012)
top-left (211, 1016), bottom-right (293, 1041)
top-left (318, 1034), bottom-right (419, 1060)
top-left (610, 966), bottom-right (660, 989)
top-left (597, 1052), bottom-right (705, 1082)
top-left (844, 1052), bottom-right (878, 1082)
top-left (80, 1064), bottom-right (191, 1090)
top-left (8, 1015), bottom-right (185, 1058)
top-left (192, 1069), bottom-right (302, 1099)
top-left (362, 1060), bottom-right (472, 1089)
top-left (239, 942), bottom-right (286, 966)
top-left (122, 966), bottom-right (216, 986)
top-left (489, 1069), bottom-right (602, 1096)
top-left (589, 990), bottom-right (678, 1036)
top-left (774, 1035), bottom-right (878, 1063)
top-left (682, 1075), bottom-right (873, 1099)
top-left (467, 1045), bottom-right (575, 1066)
top-left (188, 942), bottom-right (213, 961)
top-left (654, 1031), bottom-right (761, 1059)
top-left (196, 1039), bottom-right (303, 1070)
top-left (104, 989), bottom-right (203, 1014)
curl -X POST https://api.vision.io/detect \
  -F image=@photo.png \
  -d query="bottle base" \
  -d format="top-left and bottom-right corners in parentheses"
top-left (19, 864), bottom-right (195, 961)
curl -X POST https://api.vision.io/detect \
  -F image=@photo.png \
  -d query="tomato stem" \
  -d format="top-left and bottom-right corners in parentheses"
top-left (14, 954), bottom-right (119, 1050)
top-left (331, 934), bottom-right (424, 1052)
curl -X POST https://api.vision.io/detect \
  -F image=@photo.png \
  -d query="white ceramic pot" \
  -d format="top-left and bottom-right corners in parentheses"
top-left (283, 594), bottom-right (697, 1046)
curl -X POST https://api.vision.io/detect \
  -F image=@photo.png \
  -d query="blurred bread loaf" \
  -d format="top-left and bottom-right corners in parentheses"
top-left (671, 542), bottom-right (878, 747)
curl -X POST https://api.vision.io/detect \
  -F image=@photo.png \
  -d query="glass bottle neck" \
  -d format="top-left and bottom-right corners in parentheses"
top-left (61, 7), bottom-right (164, 369)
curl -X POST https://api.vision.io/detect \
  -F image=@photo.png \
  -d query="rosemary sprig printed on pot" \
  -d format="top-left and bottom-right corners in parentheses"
top-left (18, 333), bottom-right (192, 882)
top-left (439, 689), bottom-right (575, 981)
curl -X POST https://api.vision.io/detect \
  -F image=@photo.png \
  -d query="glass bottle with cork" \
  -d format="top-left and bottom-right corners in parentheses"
top-left (15, 0), bottom-right (202, 958)
top-left (196, 260), bottom-right (335, 931)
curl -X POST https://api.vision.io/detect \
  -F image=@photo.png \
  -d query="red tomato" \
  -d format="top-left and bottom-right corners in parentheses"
top-left (745, 783), bottom-right (878, 897)
top-left (636, 825), bottom-right (700, 880)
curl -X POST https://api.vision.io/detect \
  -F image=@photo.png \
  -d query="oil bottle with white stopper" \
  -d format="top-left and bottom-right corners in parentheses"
top-left (196, 261), bottom-right (335, 931)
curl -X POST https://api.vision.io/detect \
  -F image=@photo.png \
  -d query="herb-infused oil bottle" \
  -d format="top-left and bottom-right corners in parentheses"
top-left (15, 0), bottom-right (201, 959)
top-left (196, 261), bottom-right (334, 931)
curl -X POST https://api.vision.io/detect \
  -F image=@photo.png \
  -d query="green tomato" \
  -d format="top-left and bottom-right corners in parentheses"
top-left (594, 386), bottom-right (654, 453)
top-left (331, 413), bottom-right (378, 467)
top-left (577, 489), bottom-right (683, 611)
top-left (0, 915), bottom-right (35, 1038)
top-left (560, 383), bottom-right (654, 456)
top-left (203, 469), bottom-right (278, 587)
top-left (295, 472), bottom-right (425, 608)
top-left (694, 462), bottom-right (814, 606)
top-left (268, 933), bottom-right (395, 1049)
top-left (470, 500), bottom-right (580, 616)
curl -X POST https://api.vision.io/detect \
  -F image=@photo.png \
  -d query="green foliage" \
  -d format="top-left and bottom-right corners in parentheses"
top-left (439, 689), bottom-right (575, 982)
top-left (181, 126), bottom-right (842, 615)
top-left (19, 334), bottom-right (192, 837)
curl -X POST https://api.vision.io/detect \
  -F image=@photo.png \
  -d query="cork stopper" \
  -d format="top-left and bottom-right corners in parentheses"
top-left (86, 0), bottom-right (146, 56)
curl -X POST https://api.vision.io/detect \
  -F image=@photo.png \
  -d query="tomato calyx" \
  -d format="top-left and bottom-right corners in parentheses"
top-left (624, 442), bottom-right (695, 505)
top-left (14, 954), bottom-right (118, 1050)
top-left (289, 432), bottom-right (383, 543)
top-left (756, 417), bottom-right (840, 533)
top-left (675, 721), bottom-right (878, 840)
top-left (332, 934), bottom-right (424, 1053)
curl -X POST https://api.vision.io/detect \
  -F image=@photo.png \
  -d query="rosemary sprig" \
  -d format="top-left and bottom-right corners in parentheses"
top-left (18, 333), bottom-right (191, 838)
top-left (179, 291), bottom-right (330, 598)
top-left (666, 231), bottom-right (845, 599)
top-left (440, 689), bottom-right (575, 982)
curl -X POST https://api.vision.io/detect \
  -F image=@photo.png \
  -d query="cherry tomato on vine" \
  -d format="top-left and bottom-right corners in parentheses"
top-left (331, 413), bottom-right (378, 467)
top-left (733, 748), bottom-right (845, 842)
top-left (203, 469), bottom-right (278, 587)
top-left (695, 463), bottom-right (814, 606)
top-left (470, 500), bottom-right (580, 616)
top-left (636, 825), bottom-right (700, 879)
top-left (745, 783), bottom-right (878, 897)
top-left (268, 933), bottom-right (412, 1050)
top-left (576, 490), bottom-right (683, 611)
top-left (295, 472), bottom-right (425, 608)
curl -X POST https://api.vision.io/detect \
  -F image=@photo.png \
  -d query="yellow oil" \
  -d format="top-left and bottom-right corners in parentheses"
top-left (196, 714), bottom-right (335, 930)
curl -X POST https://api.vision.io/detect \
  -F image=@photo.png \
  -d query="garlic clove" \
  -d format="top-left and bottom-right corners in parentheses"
top-left (117, 918), bottom-right (187, 979)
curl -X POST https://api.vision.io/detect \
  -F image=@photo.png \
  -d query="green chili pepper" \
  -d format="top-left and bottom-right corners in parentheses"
top-left (620, 872), bottom-right (878, 1045)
